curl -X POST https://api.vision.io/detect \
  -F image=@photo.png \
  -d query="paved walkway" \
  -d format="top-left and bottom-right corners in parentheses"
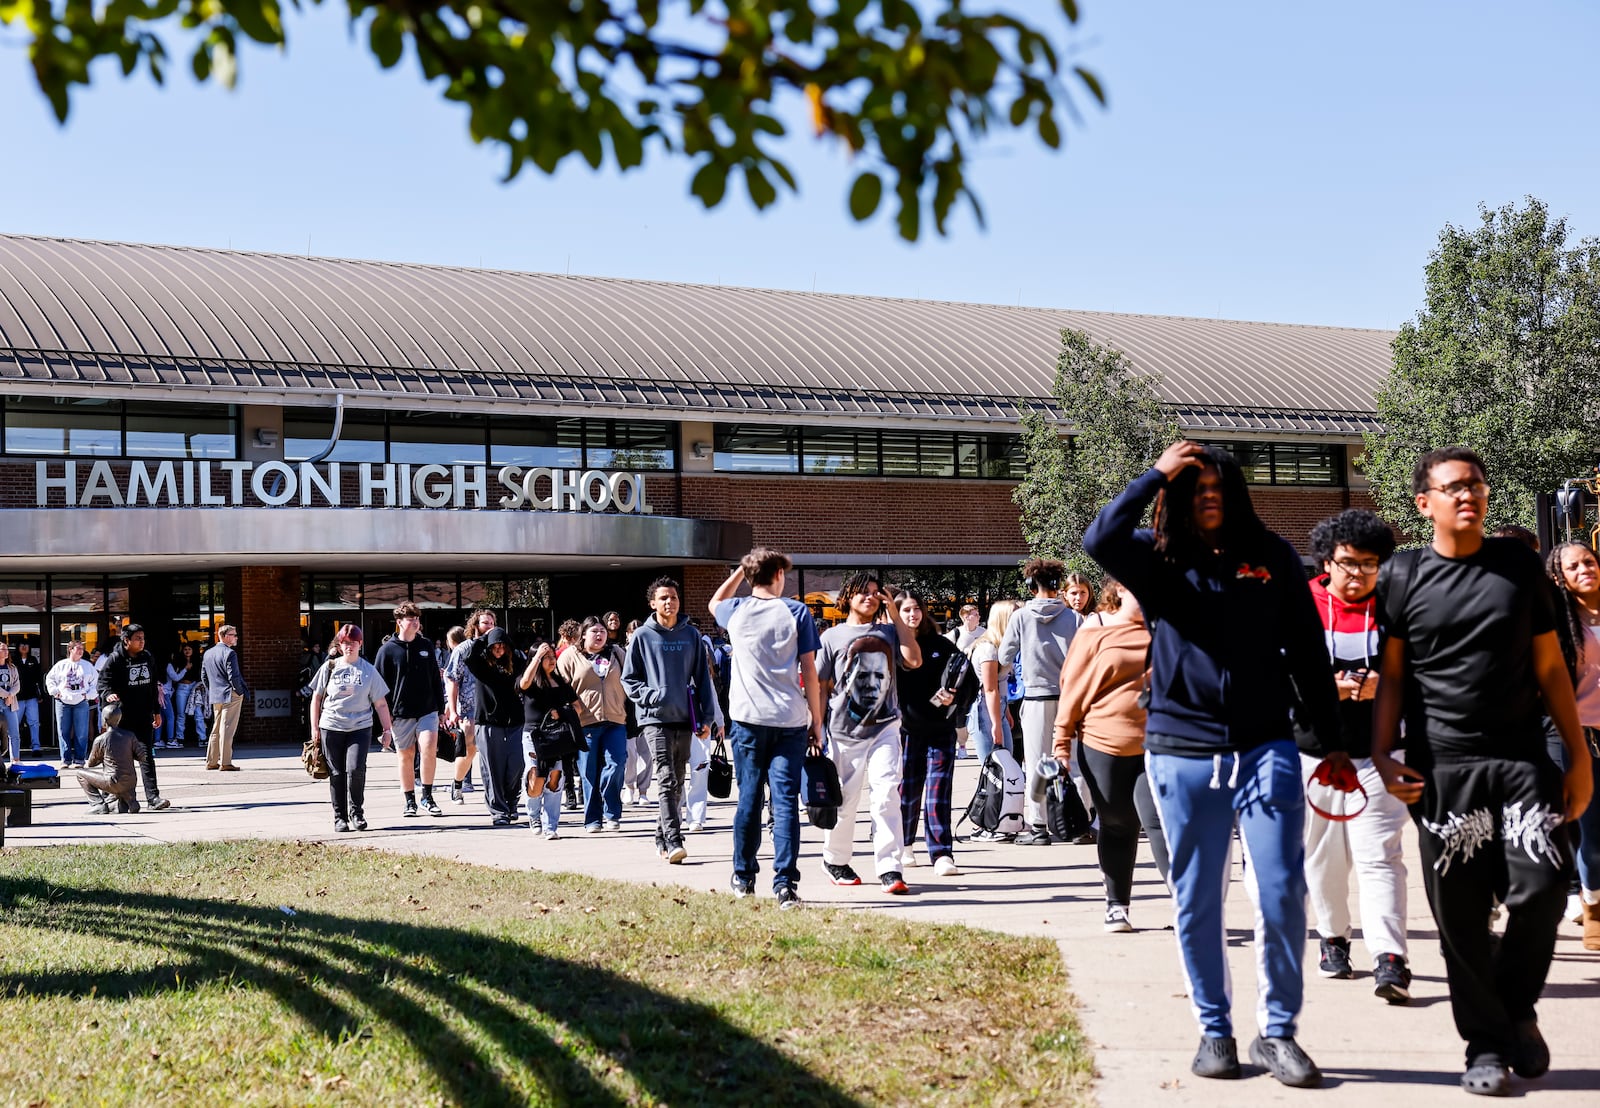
top-left (7, 746), bottom-right (1598, 1104)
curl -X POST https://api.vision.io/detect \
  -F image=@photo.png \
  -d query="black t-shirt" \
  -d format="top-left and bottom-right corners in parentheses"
top-left (1378, 538), bottom-right (1555, 765)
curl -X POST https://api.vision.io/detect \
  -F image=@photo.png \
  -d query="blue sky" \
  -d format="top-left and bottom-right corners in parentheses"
top-left (4, 0), bottom-right (1597, 330)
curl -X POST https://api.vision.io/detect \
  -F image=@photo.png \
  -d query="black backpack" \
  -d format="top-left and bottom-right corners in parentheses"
top-left (802, 751), bottom-right (843, 829)
top-left (1043, 773), bottom-right (1093, 841)
top-left (939, 649), bottom-right (980, 719)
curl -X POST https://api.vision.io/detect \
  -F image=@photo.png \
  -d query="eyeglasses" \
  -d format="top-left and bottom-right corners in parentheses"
top-left (1427, 481), bottom-right (1489, 500)
top-left (1331, 560), bottom-right (1381, 577)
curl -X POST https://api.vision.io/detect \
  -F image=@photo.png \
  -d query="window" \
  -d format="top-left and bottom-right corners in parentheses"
top-left (802, 428), bottom-right (879, 475)
top-left (388, 412), bottom-right (487, 466)
top-left (489, 415), bottom-right (581, 469)
top-left (585, 420), bottom-right (674, 471)
top-left (284, 406), bottom-right (384, 463)
top-left (714, 425), bottom-right (799, 473)
top-left (125, 401), bottom-right (238, 459)
top-left (1203, 441), bottom-right (1343, 486)
top-left (5, 397), bottom-right (120, 456)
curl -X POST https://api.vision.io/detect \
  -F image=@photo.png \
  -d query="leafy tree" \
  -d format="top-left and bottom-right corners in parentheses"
top-left (5, 0), bottom-right (1104, 241)
top-left (1013, 328), bottom-right (1178, 577)
top-left (1362, 198), bottom-right (1600, 532)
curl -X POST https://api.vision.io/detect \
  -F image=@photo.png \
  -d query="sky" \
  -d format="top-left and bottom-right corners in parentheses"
top-left (3, 0), bottom-right (1598, 331)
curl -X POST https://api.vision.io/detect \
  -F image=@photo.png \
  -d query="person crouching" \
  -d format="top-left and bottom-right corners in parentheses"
top-left (77, 703), bottom-right (145, 814)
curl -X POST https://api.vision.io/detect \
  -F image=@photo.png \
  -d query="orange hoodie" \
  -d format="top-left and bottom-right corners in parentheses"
top-left (1052, 618), bottom-right (1151, 759)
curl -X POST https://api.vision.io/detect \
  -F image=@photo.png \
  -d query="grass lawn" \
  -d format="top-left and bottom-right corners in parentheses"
top-left (0, 842), bottom-right (1092, 1106)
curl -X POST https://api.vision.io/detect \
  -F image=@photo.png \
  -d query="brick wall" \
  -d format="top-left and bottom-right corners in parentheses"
top-left (226, 566), bottom-right (304, 745)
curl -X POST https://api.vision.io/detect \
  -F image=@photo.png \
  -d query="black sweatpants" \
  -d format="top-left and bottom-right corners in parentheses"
top-left (1076, 740), bottom-right (1170, 906)
top-left (1413, 756), bottom-right (1571, 1067)
top-left (127, 717), bottom-right (161, 804)
top-left (322, 728), bottom-right (370, 822)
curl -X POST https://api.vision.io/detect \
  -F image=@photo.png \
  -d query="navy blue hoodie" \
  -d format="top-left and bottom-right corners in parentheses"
top-left (1083, 467), bottom-right (1342, 756)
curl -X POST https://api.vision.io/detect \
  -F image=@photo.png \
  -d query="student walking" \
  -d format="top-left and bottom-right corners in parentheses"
top-left (815, 572), bottom-right (921, 894)
top-left (999, 558), bottom-right (1084, 845)
top-left (308, 624), bottom-right (395, 833)
top-left (709, 548), bottom-right (823, 907)
top-left (463, 627), bottom-right (527, 826)
top-left (557, 617), bottom-right (630, 833)
top-left (375, 601), bottom-right (448, 817)
top-left (1052, 580), bottom-right (1169, 932)
top-left (1295, 510), bottom-right (1412, 1001)
top-left (622, 577), bottom-right (718, 864)
top-left (1545, 540), bottom-right (1600, 950)
top-left (98, 624), bottom-right (172, 811)
top-left (965, 600), bottom-right (1017, 765)
top-left (444, 610), bottom-right (494, 802)
top-left (895, 593), bottom-right (969, 876)
top-left (519, 642), bottom-right (583, 840)
top-left (1085, 440), bottom-right (1345, 1088)
top-left (1372, 446), bottom-right (1593, 1096)
top-left (46, 640), bottom-right (98, 767)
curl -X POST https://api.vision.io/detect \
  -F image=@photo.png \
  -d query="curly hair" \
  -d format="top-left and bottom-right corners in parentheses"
top-left (646, 576), bottom-right (681, 605)
top-left (837, 571), bottom-right (882, 615)
top-left (1308, 510), bottom-right (1396, 566)
top-left (1152, 447), bottom-right (1269, 561)
top-left (1546, 541), bottom-right (1596, 683)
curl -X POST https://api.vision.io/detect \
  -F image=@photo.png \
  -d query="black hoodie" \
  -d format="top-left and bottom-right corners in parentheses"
top-left (374, 634), bottom-right (445, 719)
top-left (464, 629), bottom-right (522, 728)
top-left (98, 640), bottom-right (160, 726)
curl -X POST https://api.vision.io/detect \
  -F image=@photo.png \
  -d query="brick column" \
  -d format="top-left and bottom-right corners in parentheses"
top-left (223, 566), bottom-right (303, 745)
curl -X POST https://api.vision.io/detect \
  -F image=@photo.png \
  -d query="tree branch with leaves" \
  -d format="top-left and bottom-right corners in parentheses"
top-left (4, 0), bottom-right (1104, 241)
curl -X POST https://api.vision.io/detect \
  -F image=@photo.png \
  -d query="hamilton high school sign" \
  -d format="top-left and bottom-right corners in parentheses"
top-left (34, 461), bottom-right (656, 514)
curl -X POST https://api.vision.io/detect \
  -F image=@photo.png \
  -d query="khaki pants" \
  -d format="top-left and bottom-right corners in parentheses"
top-left (207, 693), bottom-right (244, 767)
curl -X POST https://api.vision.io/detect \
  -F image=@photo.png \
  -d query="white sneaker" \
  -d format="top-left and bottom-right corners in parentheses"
top-left (687, 822), bottom-right (705, 833)
top-left (1104, 903), bottom-right (1132, 933)
top-left (901, 850), bottom-right (921, 868)
top-left (933, 855), bottom-right (961, 877)
top-left (543, 829), bottom-right (561, 841)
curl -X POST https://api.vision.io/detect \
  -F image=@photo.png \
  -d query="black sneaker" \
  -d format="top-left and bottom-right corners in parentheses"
top-left (1373, 953), bottom-right (1411, 1004)
top-left (1190, 1035), bottom-right (1240, 1079)
top-left (403, 796), bottom-right (419, 818)
top-left (333, 817), bottom-right (350, 833)
top-left (729, 874), bottom-right (755, 899)
top-left (422, 795), bottom-right (443, 817)
top-left (824, 862), bottom-right (862, 886)
top-left (880, 871), bottom-right (909, 895)
top-left (1071, 828), bottom-right (1098, 845)
top-left (1013, 826), bottom-right (1054, 846)
top-left (1511, 1019), bottom-right (1550, 1079)
top-left (1318, 936), bottom-right (1353, 979)
top-left (1248, 1036), bottom-right (1322, 1088)
top-left (352, 811), bottom-right (369, 832)
top-left (147, 796), bottom-right (171, 811)
top-left (776, 884), bottom-right (803, 910)
top-left (1462, 1061), bottom-right (1511, 1097)
top-left (450, 782), bottom-right (464, 804)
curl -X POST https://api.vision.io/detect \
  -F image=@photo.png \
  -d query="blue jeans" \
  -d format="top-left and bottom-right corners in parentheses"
top-left (966, 696), bottom-right (1012, 762)
top-left (18, 698), bottom-right (40, 750)
top-left (160, 689), bottom-right (176, 745)
top-left (1, 703), bottom-right (19, 760)
top-left (55, 699), bottom-right (91, 764)
top-left (579, 721), bottom-right (628, 828)
top-left (730, 720), bottom-right (808, 892)
top-left (177, 683), bottom-right (208, 744)
top-left (522, 729), bottom-right (564, 833)
top-left (1146, 739), bottom-right (1307, 1040)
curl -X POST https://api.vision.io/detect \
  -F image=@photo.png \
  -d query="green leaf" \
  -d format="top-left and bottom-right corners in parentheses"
top-left (848, 171), bottom-right (882, 221)
top-left (1074, 66), bottom-right (1106, 106)
top-left (690, 160), bottom-right (728, 209)
top-left (744, 165), bottom-right (776, 209)
top-left (369, 13), bottom-right (404, 69)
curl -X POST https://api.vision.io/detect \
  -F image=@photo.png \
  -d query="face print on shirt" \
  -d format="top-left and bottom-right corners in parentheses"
top-left (839, 636), bottom-right (894, 728)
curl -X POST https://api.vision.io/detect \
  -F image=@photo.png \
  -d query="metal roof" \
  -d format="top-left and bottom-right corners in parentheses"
top-left (0, 234), bottom-right (1395, 434)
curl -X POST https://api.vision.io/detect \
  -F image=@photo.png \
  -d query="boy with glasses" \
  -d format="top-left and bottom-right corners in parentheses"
top-left (1295, 510), bottom-right (1412, 1001)
top-left (1372, 446), bottom-right (1593, 1096)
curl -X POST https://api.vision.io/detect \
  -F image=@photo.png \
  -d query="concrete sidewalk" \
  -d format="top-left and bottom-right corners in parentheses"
top-left (7, 745), bottom-right (1598, 1104)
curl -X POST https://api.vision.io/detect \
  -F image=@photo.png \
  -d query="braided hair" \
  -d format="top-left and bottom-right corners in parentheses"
top-left (1545, 540), bottom-right (1596, 684)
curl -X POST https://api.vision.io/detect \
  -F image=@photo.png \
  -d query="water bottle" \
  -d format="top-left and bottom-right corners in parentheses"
top-left (1028, 755), bottom-right (1062, 804)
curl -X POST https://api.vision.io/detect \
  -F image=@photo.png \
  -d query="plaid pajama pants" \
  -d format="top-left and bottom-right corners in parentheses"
top-left (901, 729), bottom-right (957, 861)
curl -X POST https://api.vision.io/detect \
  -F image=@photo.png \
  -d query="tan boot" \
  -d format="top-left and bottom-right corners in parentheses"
top-left (1583, 896), bottom-right (1600, 952)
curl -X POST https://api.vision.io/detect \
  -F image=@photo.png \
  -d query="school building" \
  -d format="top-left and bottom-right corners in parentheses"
top-left (0, 234), bottom-right (1390, 742)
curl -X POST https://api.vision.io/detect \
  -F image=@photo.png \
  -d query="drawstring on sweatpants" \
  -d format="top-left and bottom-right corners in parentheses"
top-left (1208, 752), bottom-right (1242, 790)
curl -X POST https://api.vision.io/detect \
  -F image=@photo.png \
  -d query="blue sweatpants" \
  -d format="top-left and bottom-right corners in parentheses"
top-left (1146, 739), bottom-right (1307, 1040)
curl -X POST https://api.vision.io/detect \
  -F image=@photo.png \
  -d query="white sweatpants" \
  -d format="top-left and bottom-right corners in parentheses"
top-left (824, 722), bottom-right (906, 877)
top-left (1301, 752), bottom-right (1409, 959)
top-left (685, 735), bottom-right (709, 826)
top-left (1020, 699), bottom-right (1054, 828)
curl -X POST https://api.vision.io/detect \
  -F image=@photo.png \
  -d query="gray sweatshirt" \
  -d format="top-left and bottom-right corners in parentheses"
top-left (621, 617), bottom-right (717, 729)
top-left (998, 596), bottom-right (1083, 698)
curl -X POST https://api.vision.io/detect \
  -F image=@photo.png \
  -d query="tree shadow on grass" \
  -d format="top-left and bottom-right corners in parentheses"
top-left (0, 875), bottom-right (861, 1107)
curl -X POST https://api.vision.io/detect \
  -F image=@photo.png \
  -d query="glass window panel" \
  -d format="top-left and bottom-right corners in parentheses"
top-left (506, 577), bottom-right (551, 609)
top-left (1272, 443), bottom-right (1340, 485)
top-left (1205, 441), bottom-right (1273, 484)
top-left (797, 569), bottom-right (846, 627)
top-left (459, 578), bottom-right (499, 611)
top-left (916, 433), bottom-right (957, 477)
top-left (586, 421), bottom-right (675, 471)
top-left (124, 401), bottom-right (237, 459)
top-left (980, 434), bottom-right (1026, 479)
top-left (879, 430), bottom-right (922, 476)
top-left (411, 579), bottom-right (460, 610)
top-left (388, 412), bottom-right (487, 465)
top-left (0, 578), bottom-right (46, 613)
top-left (489, 415), bottom-right (581, 469)
top-left (5, 396), bottom-right (120, 457)
top-left (360, 577), bottom-right (411, 613)
top-left (713, 425), bottom-right (799, 473)
top-left (283, 406), bottom-right (385, 463)
top-left (304, 576), bottom-right (361, 610)
top-left (802, 428), bottom-right (879, 475)
top-left (51, 578), bottom-right (105, 614)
